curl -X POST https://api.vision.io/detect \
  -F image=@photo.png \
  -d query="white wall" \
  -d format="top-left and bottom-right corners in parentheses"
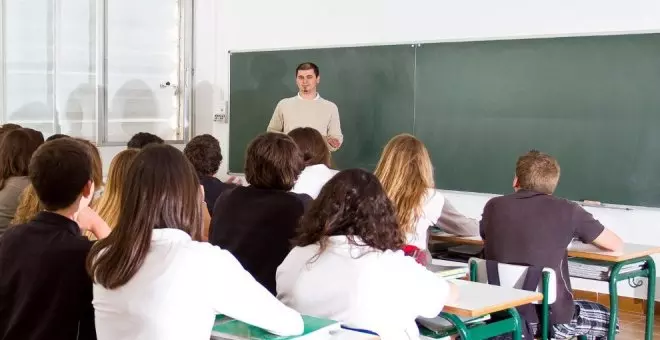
top-left (164, 0), bottom-right (660, 299)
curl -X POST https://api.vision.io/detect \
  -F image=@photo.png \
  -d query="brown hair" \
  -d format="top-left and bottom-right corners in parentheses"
top-left (0, 129), bottom-right (41, 190)
top-left (74, 138), bottom-right (103, 188)
top-left (93, 149), bottom-right (139, 228)
top-left (87, 144), bottom-right (203, 289)
top-left (0, 123), bottom-right (22, 138)
top-left (183, 134), bottom-right (222, 177)
top-left (29, 138), bottom-right (94, 211)
top-left (294, 169), bottom-right (404, 260)
top-left (374, 134), bottom-right (434, 234)
top-left (515, 150), bottom-right (561, 194)
top-left (296, 62), bottom-right (319, 77)
top-left (11, 184), bottom-right (41, 225)
top-left (288, 127), bottom-right (331, 167)
top-left (244, 132), bottom-right (304, 190)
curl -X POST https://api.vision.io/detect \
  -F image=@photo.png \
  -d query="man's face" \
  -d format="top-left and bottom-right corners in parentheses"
top-left (296, 69), bottom-right (319, 94)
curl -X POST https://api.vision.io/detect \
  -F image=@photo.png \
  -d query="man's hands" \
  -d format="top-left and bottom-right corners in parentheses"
top-left (327, 137), bottom-right (341, 149)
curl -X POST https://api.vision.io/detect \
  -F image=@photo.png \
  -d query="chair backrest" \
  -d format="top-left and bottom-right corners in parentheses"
top-left (468, 258), bottom-right (557, 304)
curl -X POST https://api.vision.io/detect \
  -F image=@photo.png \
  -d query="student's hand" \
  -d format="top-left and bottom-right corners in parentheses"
top-left (327, 137), bottom-right (341, 149)
top-left (225, 176), bottom-right (243, 186)
top-left (75, 206), bottom-right (111, 239)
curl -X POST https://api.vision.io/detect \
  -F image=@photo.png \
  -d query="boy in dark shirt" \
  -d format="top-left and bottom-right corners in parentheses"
top-left (480, 150), bottom-right (623, 339)
top-left (0, 138), bottom-right (110, 340)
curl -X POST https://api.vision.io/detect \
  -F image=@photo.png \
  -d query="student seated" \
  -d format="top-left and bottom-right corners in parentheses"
top-left (12, 138), bottom-right (104, 226)
top-left (480, 150), bottom-right (623, 339)
top-left (126, 132), bottom-right (164, 149)
top-left (375, 134), bottom-right (479, 250)
top-left (0, 138), bottom-right (110, 340)
top-left (0, 129), bottom-right (42, 236)
top-left (288, 127), bottom-right (338, 199)
top-left (94, 149), bottom-right (139, 229)
top-left (183, 134), bottom-right (236, 215)
top-left (87, 144), bottom-right (303, 340)
top-left (277, 169), bottom-right (456, 339)
top-left (211, 132), bottom-right (308, 295)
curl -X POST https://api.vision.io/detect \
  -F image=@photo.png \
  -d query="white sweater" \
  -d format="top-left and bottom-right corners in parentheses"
top-left (92, 229), bottom-right (303, 340)
top-left (291, 164), bottom-right (339, 199)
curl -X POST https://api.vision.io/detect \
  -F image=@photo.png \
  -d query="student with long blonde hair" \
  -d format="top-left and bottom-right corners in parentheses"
top-left (93, 148), bottom-right (139, 228)
top-left (374, 134), bottom-right (478, 250)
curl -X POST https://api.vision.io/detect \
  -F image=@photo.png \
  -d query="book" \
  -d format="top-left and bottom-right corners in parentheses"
top-left (211, 315), bottom-right (340, 340)
top-left (428, 264), bottom-right (469, 279)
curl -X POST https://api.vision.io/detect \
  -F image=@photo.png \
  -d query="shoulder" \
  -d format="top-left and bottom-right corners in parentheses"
top-left (277, 96), bottom-right (298, 106)
top-left (318, 97), bottom-right (339, 110)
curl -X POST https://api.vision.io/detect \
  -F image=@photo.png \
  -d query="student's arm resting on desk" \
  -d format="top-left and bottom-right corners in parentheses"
top-left (572, 204), bottom-right (623, 252)
top-left (326, 104), bottom-right (343, 151)
top-left (207, 246), bottom-right (304, 336)
top-left (266, 102), bottom-right (284, 133)
top-left (395, 256), bottom-right (452, 318)
top-left (437, 199), bottom-right (479, 237)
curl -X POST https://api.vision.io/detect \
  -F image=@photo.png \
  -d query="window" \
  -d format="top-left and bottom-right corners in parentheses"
top-left (0, 0), bottom-right (193, 144)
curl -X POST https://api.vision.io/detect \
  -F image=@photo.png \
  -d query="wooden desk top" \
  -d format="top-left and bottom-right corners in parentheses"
top-left (430, 232), bottom-right (660, 262)
top-left (443, 280), bottom-right (542, 318)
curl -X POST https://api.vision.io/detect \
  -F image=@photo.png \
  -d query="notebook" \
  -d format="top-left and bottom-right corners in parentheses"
top-left (211, 315), bottom-right (340, 340)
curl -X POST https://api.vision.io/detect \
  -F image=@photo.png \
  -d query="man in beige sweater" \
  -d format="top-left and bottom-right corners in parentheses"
top-left (267, 62), bottom-right (343, 151)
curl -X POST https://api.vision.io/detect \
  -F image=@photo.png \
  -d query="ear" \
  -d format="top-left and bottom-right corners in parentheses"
top-left (512, 176), bottom-right (520, 191)
top-left (82, 180), bottom-right (94, 199)
top-left (316, 75), bottom-right (321, 84)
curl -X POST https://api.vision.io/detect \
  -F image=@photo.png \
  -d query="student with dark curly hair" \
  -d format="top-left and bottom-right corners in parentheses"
top-left (126, 132), bottom-right (164, 149)
top-left (183, 134), bottom-right (235, 215)
top-left (276, 169), bottom-right (457, 339)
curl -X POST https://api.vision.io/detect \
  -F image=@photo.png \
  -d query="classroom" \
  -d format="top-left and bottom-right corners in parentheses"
top-left (0, 0), bottom-right (659, 339)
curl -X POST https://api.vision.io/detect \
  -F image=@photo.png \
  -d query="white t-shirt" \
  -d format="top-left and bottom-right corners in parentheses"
top-left (92, 229), bottom-right (303, 340)
top-left (291, 164), bottom-right (339, 199)
top-left (276, 236), bottom-right (450, 340)
top-left (406, 189), bottom-right (446, 249)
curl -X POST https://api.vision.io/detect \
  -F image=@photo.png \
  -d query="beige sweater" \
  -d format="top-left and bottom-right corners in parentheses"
top-left (267, 95), bottom-right (343, 151)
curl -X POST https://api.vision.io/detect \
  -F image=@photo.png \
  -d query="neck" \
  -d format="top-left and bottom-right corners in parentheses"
top-left (299, 91), bottom-right (317, 100)
top-left (50, 206), bottom-right (78, 221)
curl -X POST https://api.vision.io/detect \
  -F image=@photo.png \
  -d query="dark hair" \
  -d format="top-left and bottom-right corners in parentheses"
top-left (23, 128), bottom-right (45, 145)
top-left (0, 130), bottom-right (42, 190)
top-left (245, 133), bottom-right (304, 190)
top-left (296, 62), bottom-right (319, 77)
top-left (75, 138), bottom-right (104, 188)
top-left (183, 134), bottom-right (222, 176)
top-left (0, 123), bottom-right (22, 137)
top-left (288, 127), bottom-right (331, 167)
top-left (294, 169), bottom-right (404, 259)
top-left (47, 133), bottom-right (70, 142)
top-left (127, 132), bottom-right (164, 149)
top-left (29, 138), bottom-right (93, 211)
top-left (87, 144), bottom-right (203, 289)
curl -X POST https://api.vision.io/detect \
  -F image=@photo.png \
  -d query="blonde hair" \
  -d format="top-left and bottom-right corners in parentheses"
top-left (374, 134), bottom-right (434, 234)
top-left (12, 184), bottom-right (41, 225)
top-left (93, 149), bottom-right (139, 229)
top-left (515, 150), bottom-right (560, 194)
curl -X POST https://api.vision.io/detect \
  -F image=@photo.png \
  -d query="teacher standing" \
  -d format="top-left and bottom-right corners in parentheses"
top-left (267, 62), bottom-right (343, 151)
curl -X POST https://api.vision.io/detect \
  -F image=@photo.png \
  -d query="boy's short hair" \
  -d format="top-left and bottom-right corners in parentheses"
top-left (127, 132), bottom-right (164, 149)
top-left (183, 134), bottom-right (222, 176)
top-left (29, 139), bottom-right (93, 211)
top-left (244, 132), bottom-right (303, 190)
top-left (515, 150), bottom-right (561, 194)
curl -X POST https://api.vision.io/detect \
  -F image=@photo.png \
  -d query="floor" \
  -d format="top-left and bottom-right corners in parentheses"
top-left (616, 311), bottom-right (659, 339)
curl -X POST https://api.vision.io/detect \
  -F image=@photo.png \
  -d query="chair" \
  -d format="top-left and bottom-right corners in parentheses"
top-left (469, 258), bottom-right (558, 340)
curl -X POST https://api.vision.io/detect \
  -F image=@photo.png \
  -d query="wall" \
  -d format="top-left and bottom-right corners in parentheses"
top-left (160, 0), bottom-right (660, 299)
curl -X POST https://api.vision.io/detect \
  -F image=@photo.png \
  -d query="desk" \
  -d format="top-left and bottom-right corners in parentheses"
top-left (436, 280), bottom-right (542, 339)
top-left (430, 232), bottom-right (660, 340)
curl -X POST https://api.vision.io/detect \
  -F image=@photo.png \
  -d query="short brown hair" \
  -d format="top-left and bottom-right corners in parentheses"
top-left (244, 133), bottom-right (303, 190)
top-left (295, 169), bottom-right (404, 259)
top-left (296, 62), bottom-right (319, 77)
top-left (288, 127), bottom-right (331, 167)
top-left (184, 134), bottom-right (222, 176)
top-left (515, 150), bottom-right (561, 194)
top-left (75, 138), bottom-right (104, 188)
top-left (0, 129), bottom-right (42, 190)
top-left (30, 138), bottom-right (93, 211)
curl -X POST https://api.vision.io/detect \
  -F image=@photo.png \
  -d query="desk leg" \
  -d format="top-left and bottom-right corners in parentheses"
top-left (644, 259), bottom-right (656, 340)
top-left (608, 270), bottom-right (619, 340)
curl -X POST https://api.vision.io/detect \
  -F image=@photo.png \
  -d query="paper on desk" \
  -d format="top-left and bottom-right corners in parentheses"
top-left (568, 242), bottom-right (622, 255)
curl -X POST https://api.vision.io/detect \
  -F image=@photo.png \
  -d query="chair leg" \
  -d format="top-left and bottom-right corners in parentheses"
top-left (576, 336), bottom-right (588, 340)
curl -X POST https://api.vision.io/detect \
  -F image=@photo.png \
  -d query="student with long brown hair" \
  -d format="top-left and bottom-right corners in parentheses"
top-left (288, 127), bottom-right (338, 199)
top-left (93, 149), bottom-right (139, 229)
top-left (375, 134), bottom-right (478, 250)
top-left (0, 129), bottom-right (42, 235)
top-left (277, 169), bottom-right (456, 339)
top-left (87, 144), bottom-right (303, 340)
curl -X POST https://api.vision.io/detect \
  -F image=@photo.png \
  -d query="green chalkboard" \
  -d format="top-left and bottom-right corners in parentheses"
top-left (228, 46), bottom-right (415, 173)
top-left (228, 33), bottom-right (660, 207)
